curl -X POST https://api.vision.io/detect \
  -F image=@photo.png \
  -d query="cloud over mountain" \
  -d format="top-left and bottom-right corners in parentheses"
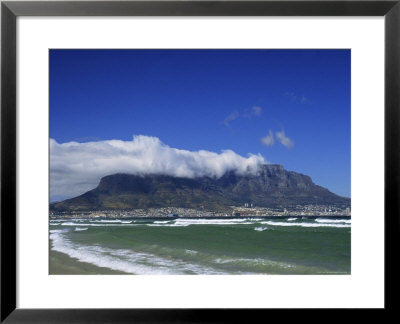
top-left (50, 135), bottom-right (267, 198)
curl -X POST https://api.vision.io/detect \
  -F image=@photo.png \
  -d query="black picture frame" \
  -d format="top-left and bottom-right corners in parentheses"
top-left (1, 0), bottom-right (399, 322)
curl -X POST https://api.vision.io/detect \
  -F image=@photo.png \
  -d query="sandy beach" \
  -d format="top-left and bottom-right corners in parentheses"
top-left (49, 248), bottom-right (128, 275)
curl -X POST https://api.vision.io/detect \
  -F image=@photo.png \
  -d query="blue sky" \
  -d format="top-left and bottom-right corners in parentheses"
top-left (50, 49), bottom-right (350, 198)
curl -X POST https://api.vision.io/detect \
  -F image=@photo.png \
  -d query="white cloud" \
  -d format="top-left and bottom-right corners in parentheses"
top-left (249, 106), bottom-right (262, 116)
top-left (275, 130), bottom-right (294, 149)
top-left (223, 110), bottom-right (240, 127)
top-left (50, 135), bottom-right (267, 198)
top-left (261, 130), bottom-right (274, 147)
top-left (223, 106), bottom-right (262, 126)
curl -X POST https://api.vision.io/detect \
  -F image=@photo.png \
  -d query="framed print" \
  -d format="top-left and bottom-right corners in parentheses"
top-left (48, 48), bottom-right (352, 276)
top-left (1, 0), bottom-right (399, 322)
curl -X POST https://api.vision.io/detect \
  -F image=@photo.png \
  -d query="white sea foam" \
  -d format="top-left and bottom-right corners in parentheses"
top-left (185, 249), bottom-right (198, 255)
top-left (146, 218), bottom-right (260, 227)
top-left (49, 229), bottom-right (69, 234)
top-left (51, 219), bottom-right (86, 224)
top-left (214, 256), bottom-right (295, 270)
top-left (61, 222), bottom-right (138, 227)
top-left (57, 218), bottom-right (351, 230)
top-left (254, 227), bottom-right (268, 232)
top-left (172, 219), bottom-right (254, 226)
top-left (89, 219), bottom-right (132, 224)
top-left (62, 222), bottom-right (98, 226)
top-left (260, 221), bottom-right (351, 228)
top-left (75, 227), bottom-right (88, 231)
top-left (50, 231), bottom-right (227, 275)
top-left (315, 218), bottom-right (351, 224)
top-left (146, 223), bottom-right (192, 227)
top-left (145, 224), bottom-right (185, 227)
top-left (179, 218), bottom-right (254, 223)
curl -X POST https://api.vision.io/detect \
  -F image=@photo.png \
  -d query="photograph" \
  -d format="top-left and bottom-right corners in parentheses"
top-left (49, 49), bottom-right (351, 275)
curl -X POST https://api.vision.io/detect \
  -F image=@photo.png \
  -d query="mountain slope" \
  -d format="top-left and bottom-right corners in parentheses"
top-left (50, 164), bottom-right (350, 212)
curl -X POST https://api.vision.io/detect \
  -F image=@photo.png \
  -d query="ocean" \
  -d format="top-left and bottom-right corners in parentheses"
top-left (49, 217), bottom-right (351, 275)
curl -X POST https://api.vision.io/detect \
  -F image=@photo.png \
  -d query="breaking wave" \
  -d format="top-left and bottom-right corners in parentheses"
top-left (50, 230), bottom-right (227, 275)
top-left (315, 218), bottom-right (351, 224)
top-left (254, 227), bottom-right (268, 232)
top-left (260, 221), bottom-right (351, 228)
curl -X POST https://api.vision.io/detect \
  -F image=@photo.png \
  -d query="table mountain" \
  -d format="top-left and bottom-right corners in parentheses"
top-left (50, 164), bottom-right (350, 212)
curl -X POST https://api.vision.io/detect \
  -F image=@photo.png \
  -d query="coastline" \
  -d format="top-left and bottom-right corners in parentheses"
top-left (49, 246), bottom-right (128, 275)
top-left (50, 215), bottom-right (351, 221)
top-left (49, 217), bottom-right (351, 275)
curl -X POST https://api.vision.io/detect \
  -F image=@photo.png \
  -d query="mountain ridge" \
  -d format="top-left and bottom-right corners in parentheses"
top-left (50, 164), bottom-right (350, 212)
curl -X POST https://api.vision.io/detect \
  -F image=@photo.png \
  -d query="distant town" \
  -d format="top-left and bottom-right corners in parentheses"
top-left (50, 204), bottom-right (351, 219)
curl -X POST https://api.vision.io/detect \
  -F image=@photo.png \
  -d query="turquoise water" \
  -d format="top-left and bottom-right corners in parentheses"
top-left (49, 217), bottom-right (351, 275)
